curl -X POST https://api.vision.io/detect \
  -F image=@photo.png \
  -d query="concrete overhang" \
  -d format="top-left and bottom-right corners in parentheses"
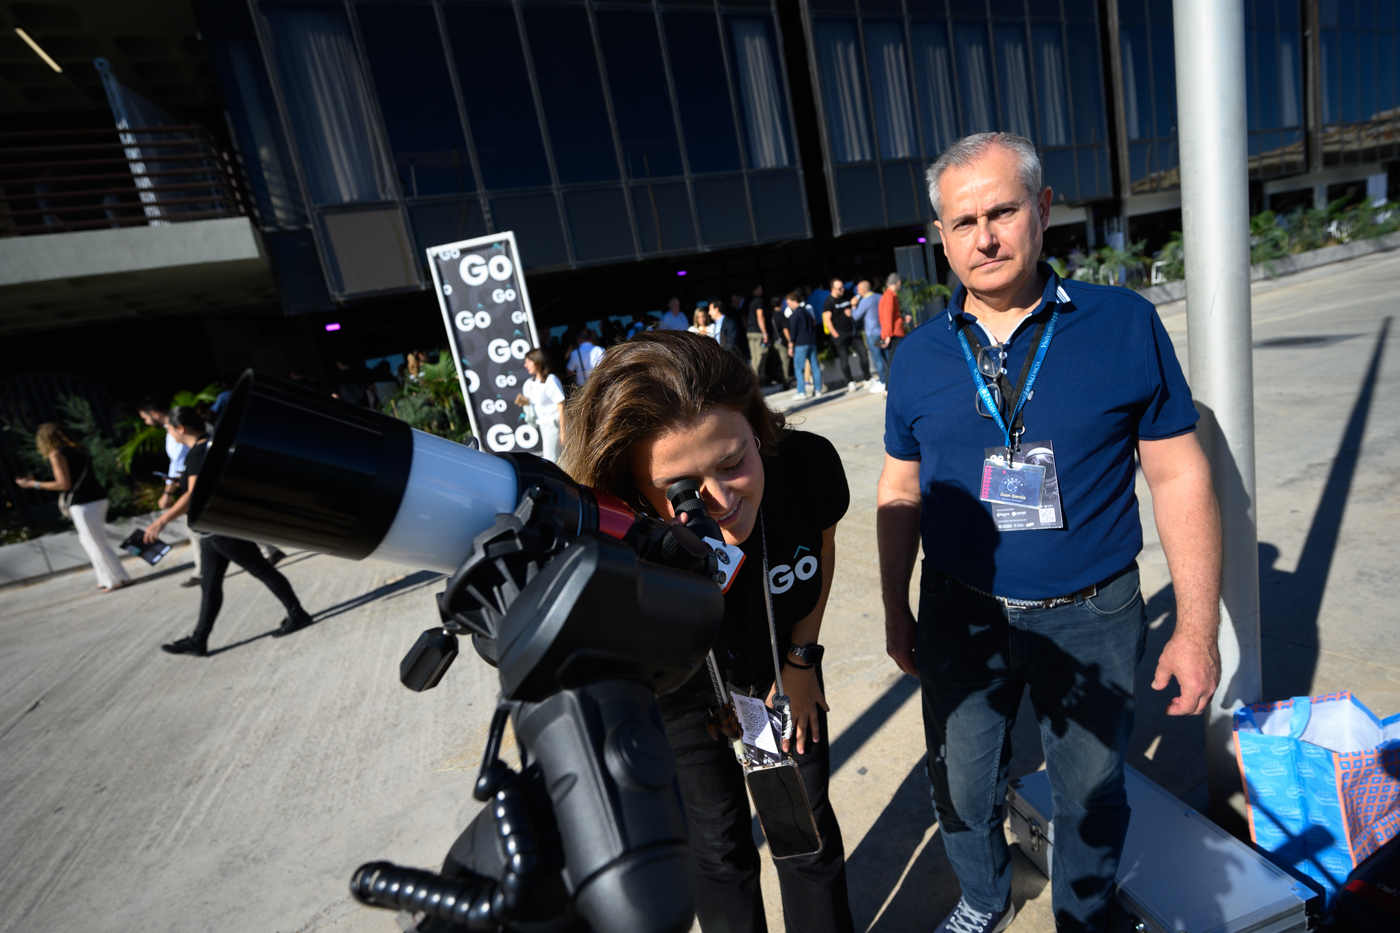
top-left (0, 216), bottom-right (278, 336)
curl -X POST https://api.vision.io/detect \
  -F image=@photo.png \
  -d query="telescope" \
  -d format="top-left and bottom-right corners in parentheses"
top-left (189, 371), bottom-right (724, 933)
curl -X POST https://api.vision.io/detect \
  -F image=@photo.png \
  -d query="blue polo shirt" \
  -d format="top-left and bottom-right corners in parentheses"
top-left (884, 264), bottom-right (1198, 598)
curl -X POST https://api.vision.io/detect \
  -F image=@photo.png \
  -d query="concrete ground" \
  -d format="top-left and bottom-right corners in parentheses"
top-left (2, 252), bottom-right (1397, 932)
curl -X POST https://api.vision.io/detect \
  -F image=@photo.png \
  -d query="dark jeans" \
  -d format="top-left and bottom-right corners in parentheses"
top-left (883, 334), bottom-right (903, 376)
top-left (657, 682), bottom-right (854, 933)
top-left (195, 535), bottom-right (303, 644)
top-left (829, 333), bottom-right (870, 384)
top-left (915, 563), bottom-right (1146, 931)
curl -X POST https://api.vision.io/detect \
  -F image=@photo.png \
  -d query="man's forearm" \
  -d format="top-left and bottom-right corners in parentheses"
top-left (876, 496), bottom-right (921, 612)
top-left (1153, 468), bottom-right (1222, 640)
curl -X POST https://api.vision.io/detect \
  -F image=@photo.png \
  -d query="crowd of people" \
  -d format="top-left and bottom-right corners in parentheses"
top-left (8, 131), bottom-right (1225, 933)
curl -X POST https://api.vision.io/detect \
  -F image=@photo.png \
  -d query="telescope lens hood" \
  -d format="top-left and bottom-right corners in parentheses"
top-left (189, 369), bottom-right (414, 558)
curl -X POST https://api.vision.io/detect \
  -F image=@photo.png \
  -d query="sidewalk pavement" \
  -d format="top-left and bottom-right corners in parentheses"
top-left (1, 251), bottom-right (1398, 932)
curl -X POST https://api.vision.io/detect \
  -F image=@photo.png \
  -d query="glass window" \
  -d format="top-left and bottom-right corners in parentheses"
top-left (523, 6), bottom-right (619, 185)
top-left (664, 11), bottom-right (743, 173)
top-left (1119, 24), bottom-right (1151, 140)
top-left (994, 26), bottom-right (1034, 140)
top-left (596, 9), bottom-right (685, 179)
top-left (1030, 25), bottom-right (1069, 147)
top-left (953, 22), bottom-right (995, 134)
top-left (563, 188), bottom-right (634, 262)
top-left (1065, 22), bottom-right (1105, 145)
top-left (443, 4), bottom-right (551, 190)
top-left (910, 22), bottom-right (958, 156)
top-left (210, 38), bottom-right (308, 227)
top-left (749, 171), bottom-right (806, 238)
top-left (813, 19), bottom-right (874, 162)
top-left (1149, 12), bottom-right (1176, 140)
top-left (490, 193), bottom-right (569, 267)
top-left (693, 176), bottom-right (752, 245)
top-left (728, 16), bottom-right (794, 169)
top-left (357, 3), bottom-right (474, 197)
top-left (632, 182), bottom-right (696, 253)
top-left (263, 4), bottom-right (396, 205)
top-left (863, 21), bottom-right (917, 160)
top-left (409, 199), bottom-right (487, 254)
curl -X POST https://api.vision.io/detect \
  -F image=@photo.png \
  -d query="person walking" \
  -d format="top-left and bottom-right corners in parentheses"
top-left (660, 297), bottom-right (690, 331)
top-left (821, 279), bottom-right (870, 391)
top-left (562, 331), bottom-right (856, 933)
top-left (138, 399), bottom-right (203, 586)
top-left (878, 273), bottom-right (907, 375)
top-left (16, 424), bottom-right (131, 593)
top-left (515, 348), bottom-right (567, 463)
top-left (566, 329), bottom-right (605, 387)
top-left (877, 132), bottom-right (1221, 932)
top-left (146, 408), bottom-right (313, 656)
top-left (781, 292), bottom-right (822, 398)
top-left (851, 280), bottom-right (887, 392)
top-left (708, 297), bottom-right (747, 362)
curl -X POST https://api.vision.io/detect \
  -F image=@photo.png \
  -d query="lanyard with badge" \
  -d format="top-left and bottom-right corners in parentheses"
top-left (955, 299), bottom-right (1066, 532)
top-left (699, 510), bottom-right (823, 859)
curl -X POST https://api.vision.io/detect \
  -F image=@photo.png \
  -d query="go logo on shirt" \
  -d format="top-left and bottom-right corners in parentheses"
top-left (768, 545), bottom-right (818, 594)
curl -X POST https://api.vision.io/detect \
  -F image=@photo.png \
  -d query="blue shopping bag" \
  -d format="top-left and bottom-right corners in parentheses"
top-left (1234, 691), bottom-right (1400, 903)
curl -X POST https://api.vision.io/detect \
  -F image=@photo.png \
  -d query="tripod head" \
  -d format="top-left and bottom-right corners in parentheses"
top-left (191, 371), bottom-right (725, 932)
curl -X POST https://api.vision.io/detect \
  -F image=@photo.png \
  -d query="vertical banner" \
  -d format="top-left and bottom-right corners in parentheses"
top-left (426, 231), bottom-right (542, 454)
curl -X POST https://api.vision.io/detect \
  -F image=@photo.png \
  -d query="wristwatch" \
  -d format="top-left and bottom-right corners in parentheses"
top-left (787, 643), bottom-right (824, 667)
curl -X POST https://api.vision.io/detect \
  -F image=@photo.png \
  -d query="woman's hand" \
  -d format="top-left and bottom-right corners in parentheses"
top-left (142, 518), bottom-right (165, 545)
top-left (514, 392), bottom-right (528, 406)
top-left (767, 665), bottom-right (828, 756)
top-left (16, 476), bottom-right (34, 489)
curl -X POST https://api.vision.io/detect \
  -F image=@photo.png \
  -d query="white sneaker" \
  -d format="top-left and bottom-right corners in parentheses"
top-left (934, 898), bottom-right (1015, 933)
top-left (867, 380), bottom-right (885, 393)
top-left (847, 381), bottom-right (863, 392)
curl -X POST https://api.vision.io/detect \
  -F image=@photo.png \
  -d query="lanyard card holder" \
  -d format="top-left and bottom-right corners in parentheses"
top-left (746, 759), bottom-right (821, 859)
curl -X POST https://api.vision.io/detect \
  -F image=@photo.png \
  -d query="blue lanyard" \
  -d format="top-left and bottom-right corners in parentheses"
top-left (956, 309), bottom-right (1059, 450)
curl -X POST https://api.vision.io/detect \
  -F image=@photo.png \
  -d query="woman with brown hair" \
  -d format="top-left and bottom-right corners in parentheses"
top-left (15, 423), bottom-right (131, 592)
top-left (561, 331), bottom-right (854, 933)
top-left (514, 347), bottom-right (566, 462)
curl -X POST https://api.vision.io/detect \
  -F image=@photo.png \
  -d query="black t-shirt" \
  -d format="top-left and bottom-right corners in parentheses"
top-left (746, 296), bottom-right (765, 334)
top-left (780, 302), bottom-right (817, 347)
top-left (59, 448), bottom-right (105, 505)
top-left (674, 429), bottom-right (850, 702)
top-left (823, 294), bottom-right (855, 336)
top-left (176, 440), bottom-right (209, 496)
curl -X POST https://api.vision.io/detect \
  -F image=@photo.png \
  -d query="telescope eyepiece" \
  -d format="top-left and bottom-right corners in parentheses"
top-left (665, 479), bottom-right (722, 543)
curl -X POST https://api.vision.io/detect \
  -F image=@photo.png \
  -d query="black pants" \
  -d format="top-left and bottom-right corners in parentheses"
top-left (656, 685), bottom-right (854, 933)
top-left (194, 535), bottom-right (303, 643)
top-left (829, 334), bottom-right (870, 384)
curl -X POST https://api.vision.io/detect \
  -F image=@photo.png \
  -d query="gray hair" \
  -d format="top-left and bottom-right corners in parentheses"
top-left (926, 132), bottom-right (1043, 220)
top-left (885, 272), bottom-right (901, 287)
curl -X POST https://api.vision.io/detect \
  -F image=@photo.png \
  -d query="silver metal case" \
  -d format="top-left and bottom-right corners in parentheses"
top-left (1006, 766), bottom-right (1318, 933)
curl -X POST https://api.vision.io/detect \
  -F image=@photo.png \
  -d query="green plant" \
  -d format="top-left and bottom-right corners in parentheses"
top-left (1072, 241), bottom-right (1148, 286)
top-left (1249, 210), bottom-right (1290, 264)
top-left (1153, 232), bottom-right (1186, 283)
top-left (114, 381), bottom-right (221, 472)
top-left (897, 278), bottom-right (953, 328)
top-left (386, 351), bottom-right (474, 444)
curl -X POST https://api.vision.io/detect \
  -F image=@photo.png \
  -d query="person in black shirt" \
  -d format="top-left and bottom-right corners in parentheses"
top-left (562, 332), bottom-right (854, 933)
top-left (781, 292), bottom-right (823, 397)
top-left (821, 279), bottom-right (871, 391)
top-left (144, 407), bottom-right (313, 656)
top-left (708, 297), bottom-right (748, 362)
top-left (17, 423), bottom-right (131, 592)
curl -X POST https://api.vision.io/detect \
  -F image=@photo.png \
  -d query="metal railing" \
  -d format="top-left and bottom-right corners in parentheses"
top-left (0, 125), bottom-right (247, 237)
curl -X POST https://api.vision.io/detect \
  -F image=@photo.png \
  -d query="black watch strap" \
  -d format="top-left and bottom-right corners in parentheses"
top-left (788, 643), bottom-right (824, 666)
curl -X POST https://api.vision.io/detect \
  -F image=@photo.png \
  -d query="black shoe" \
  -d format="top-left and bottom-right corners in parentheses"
top-left (265, 548), bottom-right (286, 567)
top-left (161, 636), bottom-right (207, 657)
top-left (273, 607), bottom-right (313, 638)
top-left (180, 576), bottom-right (201, 588)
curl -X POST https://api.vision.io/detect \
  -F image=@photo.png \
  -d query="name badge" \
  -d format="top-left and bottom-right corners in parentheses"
top-left (979, 440), bottom-right (1064, 532)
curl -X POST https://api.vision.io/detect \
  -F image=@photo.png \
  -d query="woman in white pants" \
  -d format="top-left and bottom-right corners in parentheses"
top-left (515, 348), bottom-right (567, 463)
top-left (16, 424), bottom-right (131, 593)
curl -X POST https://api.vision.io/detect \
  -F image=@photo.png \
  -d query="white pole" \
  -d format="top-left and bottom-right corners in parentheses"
top-left (1171, 0), bottom-right (1261, 832)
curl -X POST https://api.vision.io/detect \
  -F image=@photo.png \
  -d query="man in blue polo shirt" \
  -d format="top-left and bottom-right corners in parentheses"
top-left (877, 133), bottom-right (1222, 932)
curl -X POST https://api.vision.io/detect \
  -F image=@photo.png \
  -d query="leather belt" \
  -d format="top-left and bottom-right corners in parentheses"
top-left (947, 575), bottom-right (1098, 610)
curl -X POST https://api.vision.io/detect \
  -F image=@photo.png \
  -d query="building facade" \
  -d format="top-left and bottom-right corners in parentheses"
top-left (2, 0), bottom-right (1398, 391)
